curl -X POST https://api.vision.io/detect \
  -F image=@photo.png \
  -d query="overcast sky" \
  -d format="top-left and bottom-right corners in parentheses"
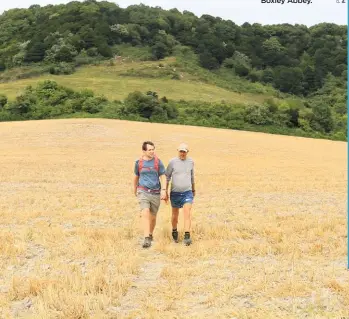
top-left (0, 0), bottom-right (347, 26)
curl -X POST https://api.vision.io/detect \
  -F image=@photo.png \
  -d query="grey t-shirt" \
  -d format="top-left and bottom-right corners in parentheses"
top-left (165, 157), bottom-right (195, 192)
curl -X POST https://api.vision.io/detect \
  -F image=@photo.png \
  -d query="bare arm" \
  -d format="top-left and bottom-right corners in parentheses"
top-left (133, 175), bottom-right (139, 196)
top-left (165, 161), bottom-right (173, 195)
top-left (159, 174), bottom-right (167, 200)
top-left (192, 167), bottom-right (195, 196)
top-left (166, 179), bottom-right (170, 193)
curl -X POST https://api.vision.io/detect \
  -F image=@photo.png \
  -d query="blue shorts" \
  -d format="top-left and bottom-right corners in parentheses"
top-left (170, 191), bottom-right (194, 208)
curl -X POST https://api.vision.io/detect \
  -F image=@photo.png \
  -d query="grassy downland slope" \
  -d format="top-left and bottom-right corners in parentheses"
top-left (0, 57), bottom-right (274, 105)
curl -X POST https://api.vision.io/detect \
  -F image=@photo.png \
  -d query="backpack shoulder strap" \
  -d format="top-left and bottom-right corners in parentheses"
top-left (138, 156), bottom-right (159, 174)
top-left (154, 155), bottom-right (159, 173)
top-left (138, 157), bottom-right (143, 175)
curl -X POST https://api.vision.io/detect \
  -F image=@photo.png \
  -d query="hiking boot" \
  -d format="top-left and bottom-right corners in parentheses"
top-left (172, 230), bottom-right (179, 243)
top-left (183, 233), bottom-right (192, 246)
top-left (149, 234), bottom-right (153, 241)
top-left (142, 237), bottom-right (151, 248)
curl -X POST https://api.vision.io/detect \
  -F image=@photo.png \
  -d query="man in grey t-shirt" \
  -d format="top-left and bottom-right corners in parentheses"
top-left (165, 143), bottom-right (196, 246)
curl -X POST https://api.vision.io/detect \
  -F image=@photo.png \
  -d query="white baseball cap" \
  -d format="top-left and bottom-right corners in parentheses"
top-left (178, 143), bottom-right (189, 152)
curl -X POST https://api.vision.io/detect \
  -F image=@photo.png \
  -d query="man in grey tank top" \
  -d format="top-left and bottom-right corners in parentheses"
top-left (165, 143), bottom-right (196, 246)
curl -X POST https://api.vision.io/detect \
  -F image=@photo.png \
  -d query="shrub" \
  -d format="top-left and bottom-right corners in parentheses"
top-left (244, 104), bottom-right (273, 125)
top-left (0, 95), bottom-right (8, 109)
top-left (82, 96), bottom-right (107, 114)
top-left (49, 62), bottom-right (75, 75)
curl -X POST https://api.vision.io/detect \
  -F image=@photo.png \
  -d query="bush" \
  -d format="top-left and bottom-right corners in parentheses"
top-left (234, 63), bottom-right (250, 77)
top-left (49, 62), bottom-right (75, 75)
top-left (150, 105), bottom-right (168, 121)
top-left (0, 61), bottom-right (6, 72)
top-left (223, 51), bottom-right (251, 76)
top-left (0, 94), bottom-right (7, 109)
top-left (331, 131), bottom-right (347, 141)
top-left (123, 91), bottom-right (178, 121)
top-left (74, 50), bottom-right (99, 66)
top-left (298, 118), bottom-right (312, 132)
top-left (1, 80), bottom-right (109, 119)
top-left (82, 96), bottom-right (107, 114)
top-left (264, 98), bottom-right (278, 113)
top-left (152, 42), bottom-right (169, 60)
top-left (261, 68), bottom-right (274, 83)
top-left (248, 70), bottom-right (262, 82)
top-left (171, 72), bottom-right (181, 80)
top-left (87, 47), bottom-right (99, 57)
top-left (4, 100), bottom-right (32, 116)
top-left (98, 44), bottom-right (113, 58)
top-left (79, 89), bottom-right (95, 99)
top-left (244, 104), bottom-right (273, 125)
top-left (164, 103), bottom-right (179, 119)
top-left (0, 111), bottom-right (22, 121)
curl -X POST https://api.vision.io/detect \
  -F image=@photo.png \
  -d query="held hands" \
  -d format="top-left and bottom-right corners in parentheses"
top-left (160, 189), bottom-right (167, 201)
top-left (161, 189), bottom-right (169, 204)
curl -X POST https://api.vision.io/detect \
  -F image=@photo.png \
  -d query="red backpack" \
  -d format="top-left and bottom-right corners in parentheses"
top-left (138, 155), bottom-right (160, 174)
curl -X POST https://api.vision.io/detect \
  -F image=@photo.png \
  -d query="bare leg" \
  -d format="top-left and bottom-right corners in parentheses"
top-left (171, 207), bottom-right (180, 242)
top-left (172, 208), bottom-right (180, 229)
top-left (183, 203), bottom-right (192, 232)
top-left (142, 208), bottom-right (151, 237)
top-left (149, 213), bottom-right (157, 235)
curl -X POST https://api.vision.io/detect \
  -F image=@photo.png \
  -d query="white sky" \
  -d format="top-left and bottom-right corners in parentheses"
top-left (0, 0), bottom-right (347, 26)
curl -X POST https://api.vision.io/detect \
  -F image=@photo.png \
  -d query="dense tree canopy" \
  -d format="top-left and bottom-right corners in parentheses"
top-left (0, 0), bottom-right (346, 96)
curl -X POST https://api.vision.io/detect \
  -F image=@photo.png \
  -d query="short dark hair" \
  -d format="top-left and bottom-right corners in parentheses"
top-left (142, 141), bottom-right (155, 151)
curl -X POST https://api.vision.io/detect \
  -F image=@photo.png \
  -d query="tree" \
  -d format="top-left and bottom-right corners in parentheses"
top-left (151, 42), bottom-right (168, 60)
top-left (261, 68), bottom-right (274, 84)
top-left (97, 42), bottom-right (113, 57)
top-left (199, 51), bottom-right (219, 70)
top-left (302, 65), bottom-right (316, 95)
top-left (44, 33), bottom-right (78, 62)
top-left (55, 46), bottom-right (75, 62)
top-left (223, 51), bottom-right (251, 76)
top-left (25, 42), bottom-right (47, 62)
top-left (262, 37), bottom-right (285, 67)
top-left (286, 107), bottom-right (300, 127)
top-left (124, 91), bottom-right (158, 118)
top-left (314, 47), bottom-right (334, 88)
top-left (273, 67), bottom-right (304, 95)
top-left (311, 103), bottom-right (334, 133)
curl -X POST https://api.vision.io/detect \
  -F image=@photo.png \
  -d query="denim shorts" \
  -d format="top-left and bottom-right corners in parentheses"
top-left (170, 191), bottom-right (194, 208)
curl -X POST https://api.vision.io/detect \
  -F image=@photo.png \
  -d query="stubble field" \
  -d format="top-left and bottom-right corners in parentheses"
top-left (0, 118), bottom-right (347, 318)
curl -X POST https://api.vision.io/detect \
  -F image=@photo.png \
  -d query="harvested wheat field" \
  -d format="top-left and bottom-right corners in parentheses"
top-left (0, 118), bottom-right (347, 319)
